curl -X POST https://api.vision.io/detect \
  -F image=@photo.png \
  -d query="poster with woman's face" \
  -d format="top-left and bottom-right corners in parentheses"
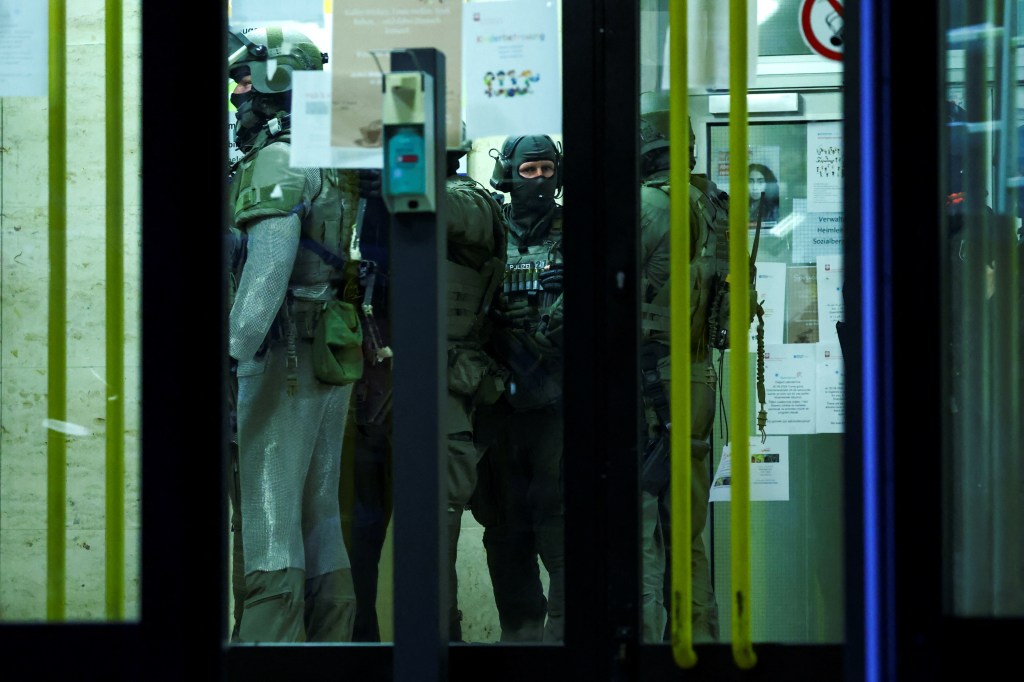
top-left (712, 146), bottom-right (781, 227)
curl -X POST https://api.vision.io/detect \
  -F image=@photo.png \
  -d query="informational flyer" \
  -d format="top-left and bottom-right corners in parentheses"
top-left (815, 342), bottom-right (845, 433)
top-left (0, 1), bottom-right (48, 97)
top-left (710, 436), bottom-right (790, 503)
top-left (761, 343), bottom-right (816, 435)
top-left (791, 212), bottom-right (844, 262)
top-left (806, 121), bottom-right (843, 213)
top-left (816, 254), bottom-right (844, 346)
top-left (289, 71), bottom-right (352, 169)
top-left (331, 0), bottom-right (463, 162)
top-left (785, 265), bottom-right (819, 344)
top-left (462, 0), bottom-right (562, 140)
top-left (750, 261), bottom-right (786, 350)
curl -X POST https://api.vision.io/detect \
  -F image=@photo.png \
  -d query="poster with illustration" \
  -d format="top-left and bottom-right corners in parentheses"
top-left (807, 120), bottom-right (843, 213)
top-left (462, 0), bottom-right (562, 139)
top-left (712, 145), bottom-right (781, 228)
top-left (331, 0), bottom-right (462, 164)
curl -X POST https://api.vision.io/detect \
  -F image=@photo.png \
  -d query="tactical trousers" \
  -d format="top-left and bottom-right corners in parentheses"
top-left (640, 439), bottom-right (719, 643)
top-left (239, 567), bottom-right (356, 643)
top-left (472, 400), bottom-right (565, 642)
top-left (339, 413), bottom-right (393, 642)
top-left (447, 390), bottom-right (484, 642)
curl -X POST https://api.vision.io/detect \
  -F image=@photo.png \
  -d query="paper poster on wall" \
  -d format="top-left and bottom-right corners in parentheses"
top-left (462, 0), bottom-right (561, 140)
top-left (0, 1), bottom-right (48, 97)
top-left (709, 436), bottom-right (790, 502)
top-left (713, 146), bottom-right (781, 227)
top-left (815, 342), bottom-right (844, 433)
top-left (290, 71), bottom-right (341, 168)
top-left (815, 254), bottom-right (844, 345)
top-left (229, 0), bottom-right (325, 25)
top-left (761, 343), bottom-right (816, 435)
top-left (806, 121), bottom-right (843, 213)
top-left (661, 1), bottom-right (758, 92)
top-left (785, 265), bottom-right (819, 343)
top-left (750, 261), bottom-right (786, 349)
top-left (791, 211), bottom-right (843, 262)
top-left (331, 0), bottom-right (462, 166)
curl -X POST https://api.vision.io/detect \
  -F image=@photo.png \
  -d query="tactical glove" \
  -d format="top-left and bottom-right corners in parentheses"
top-left (538, 263), bottom-right (564, 294)
top-left (358, 169), bottom-right (382, 199)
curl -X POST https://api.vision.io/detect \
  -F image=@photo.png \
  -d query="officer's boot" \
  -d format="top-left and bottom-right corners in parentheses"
top-left (239, 568), bottom-right (306, 643)
top-left (350, 519), bottom-right (387, 641)
top-left (536, 516), bottom-right (566, 643)
top-left (483, 525), bottom-right (546, 642)
top-left (305, 567), bottom-right (357, 642)
top-left (448, 505), bottom-right (465, 642)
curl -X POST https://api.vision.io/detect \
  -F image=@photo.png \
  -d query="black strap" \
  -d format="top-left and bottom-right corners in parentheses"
top-left (640, 342), bottom-right (672, 427)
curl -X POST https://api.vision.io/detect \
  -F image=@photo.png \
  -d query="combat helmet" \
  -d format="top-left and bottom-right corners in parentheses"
top-left (228, 25), bottom-right (328, 94)
top-left (639, 90), bottom-right (696, 173)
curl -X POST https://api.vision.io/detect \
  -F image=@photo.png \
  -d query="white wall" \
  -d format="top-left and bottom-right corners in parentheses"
top-left (0, 0), bottom-right (142, 621)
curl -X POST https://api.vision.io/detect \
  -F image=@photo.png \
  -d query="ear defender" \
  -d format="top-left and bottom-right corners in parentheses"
top-left (489, 135), bottom-right (525, 192)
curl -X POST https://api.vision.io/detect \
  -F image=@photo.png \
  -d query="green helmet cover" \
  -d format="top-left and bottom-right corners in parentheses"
top-left (227, 26), bottom-right (327, 94)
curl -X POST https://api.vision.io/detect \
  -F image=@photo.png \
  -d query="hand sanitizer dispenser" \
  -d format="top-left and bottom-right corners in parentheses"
top-left (382, 70), bottom-right (436, 213)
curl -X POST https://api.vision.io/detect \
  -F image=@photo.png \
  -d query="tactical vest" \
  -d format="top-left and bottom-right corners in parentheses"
top-left (502, 210), bottom-right (564, 315)
top-left (639, 175), bottom-right (729, 363)
top-left (493, 206), bottom-right (564, 410)
top-left (227, 128), bottom-right (357, 337)
top-left (445, 177), bottom-right (509, 405)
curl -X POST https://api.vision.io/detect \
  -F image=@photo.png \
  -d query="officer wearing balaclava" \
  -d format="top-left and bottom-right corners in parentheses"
top-left (470, 134), bottom-right (566, 642)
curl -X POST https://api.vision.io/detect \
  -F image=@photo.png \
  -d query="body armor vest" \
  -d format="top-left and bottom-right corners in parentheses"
top-left (502, 212), bottom-right (564, 321)
top-left (639, 176), bottom-right (726, 364)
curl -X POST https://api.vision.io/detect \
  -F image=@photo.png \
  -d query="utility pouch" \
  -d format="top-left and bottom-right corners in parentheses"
top-left (640, 433), bottom-right (671, 496)
top-left (447, 347), bottom-right (506, 406)
top-left (312, 300), bottom-right (364, 385)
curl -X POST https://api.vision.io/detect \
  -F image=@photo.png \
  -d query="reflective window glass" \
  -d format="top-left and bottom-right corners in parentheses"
top-left (942, 0), bottom-right (1024, 618)
top-left (637, 0), bottom-right (846, 653)
top-left (225, 0), bottom-right (565, 645)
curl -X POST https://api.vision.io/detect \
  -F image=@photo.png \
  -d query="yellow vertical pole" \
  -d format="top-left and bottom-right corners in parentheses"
top-left (728, 0), bottom-right (756, 669)
top-left (668, 0), bottom-right (696, 670)
top-left (105, 0), bottom-right (126, 620)
top-left (47, 0), bottom-right (68, 622)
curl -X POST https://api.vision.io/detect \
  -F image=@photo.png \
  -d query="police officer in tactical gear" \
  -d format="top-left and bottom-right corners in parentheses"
top-left (637, 92), bottom-right (722, 643)
top-left (226, 25), bottom-right (357, 642)
top-left (471, 134), bottom-right (566, 642)
top-left (442, 136), bottom-right (510, 641)
top-left (337, 170), bottom-right (394, 642)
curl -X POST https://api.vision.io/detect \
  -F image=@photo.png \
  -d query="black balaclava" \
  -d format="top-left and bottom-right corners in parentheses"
top-left (507, 135), bottom-right (560, 220)
top-left (234, 90), bottom-right (290, 152)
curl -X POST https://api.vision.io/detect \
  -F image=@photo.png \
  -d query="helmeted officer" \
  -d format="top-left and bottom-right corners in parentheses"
top-left (471, 134), bottom-right (566, 642)
top-left (637, 92), bottom-right (724, 643)
top-left (442, 136), bottom-right (510, 641)
top-left (226, 25), bottom-right (357, 642)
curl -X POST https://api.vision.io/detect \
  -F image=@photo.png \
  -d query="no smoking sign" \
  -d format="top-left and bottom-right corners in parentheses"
top-left (800, 0), bottom-right (844, 61)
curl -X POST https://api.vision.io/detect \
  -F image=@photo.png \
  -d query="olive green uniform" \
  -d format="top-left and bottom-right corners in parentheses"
top-left (443, 174), bottom-right (509, 640)
top-left (638, 170), bottom-right (723, 643)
